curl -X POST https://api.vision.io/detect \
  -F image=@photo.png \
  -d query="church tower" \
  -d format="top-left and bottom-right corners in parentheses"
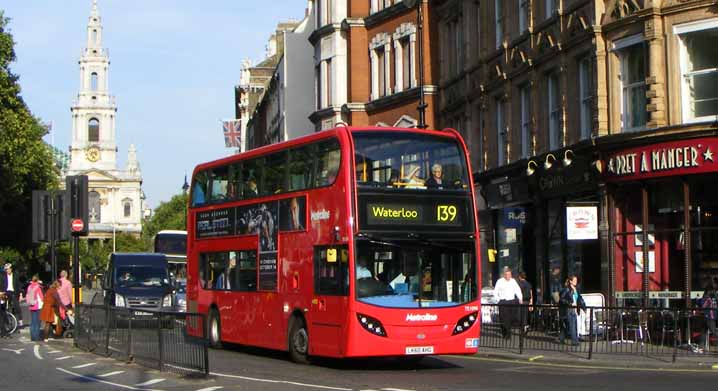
top-left (69, 0), bottom-right (117, 171)
top-left (66, 0), bottom-right (144, 240)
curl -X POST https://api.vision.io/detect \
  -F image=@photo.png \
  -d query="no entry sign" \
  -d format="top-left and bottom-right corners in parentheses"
top-left (71, 219), bottom-right (84, 233)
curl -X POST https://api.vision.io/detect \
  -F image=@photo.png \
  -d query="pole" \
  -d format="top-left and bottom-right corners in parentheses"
top-left (416, 0), bottom-right (427, 129)
top-left (73, 235), bottom-right (81, 305)
top-left (683, 181), bottom-right (691, 308)
top-left (641, 186), bottom-right (649, 308)
top-left (112, 187), bottom-right (116, 253)
top-left (49, 193), bottom-right (57, 282)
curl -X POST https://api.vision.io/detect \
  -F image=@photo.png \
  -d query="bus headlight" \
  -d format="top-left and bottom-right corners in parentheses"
top-left (356, 313), bottom-right (387, 337)
top-left (452, 312), bottom-right (478, 335)
top-left (162, 294), bottom-right (173, 308)
top-left (114, 294), bottom-right (126, 307)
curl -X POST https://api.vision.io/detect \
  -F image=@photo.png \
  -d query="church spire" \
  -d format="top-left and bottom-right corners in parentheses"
top-left (87, 0), bottom-right (103, 49)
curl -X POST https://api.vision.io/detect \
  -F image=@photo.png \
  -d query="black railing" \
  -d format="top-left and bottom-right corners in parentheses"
top-left (74, 304), bottom-right (209, 377)
top-left (480, 303), bottom-right (717, 362)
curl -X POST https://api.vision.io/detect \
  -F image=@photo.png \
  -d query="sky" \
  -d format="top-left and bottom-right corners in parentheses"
top-left (2, 0), bottom-right (308, 209)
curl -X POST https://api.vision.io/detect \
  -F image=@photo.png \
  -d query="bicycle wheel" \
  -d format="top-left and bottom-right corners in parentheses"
top-left (4, 312), bottom-right (17, 335)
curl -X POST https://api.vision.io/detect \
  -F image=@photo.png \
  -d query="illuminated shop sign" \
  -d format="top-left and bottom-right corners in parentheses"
top-left (605, 137), bottom-right (717, 181)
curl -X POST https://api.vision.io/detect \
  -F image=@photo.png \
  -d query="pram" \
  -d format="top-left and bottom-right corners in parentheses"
top-left (58, 306), bottom-right (75, 338)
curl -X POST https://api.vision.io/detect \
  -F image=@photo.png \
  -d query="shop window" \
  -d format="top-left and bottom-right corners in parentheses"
top-left (676, 21), bottom-right (718, 123)
top-left (496, 98), bottom-right (506, 165)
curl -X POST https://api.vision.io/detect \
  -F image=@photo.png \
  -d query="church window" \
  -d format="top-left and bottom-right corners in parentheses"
top-left (91, 72), bottom-right (98, 91)
top-left (92, 29), bottom-right (98, 43)
top-left (89, 191), bottom-right (101, 222)
top-left (123, 198), bottom-right (132, 218)
top-left (88, 118), bottom-right (100, 142)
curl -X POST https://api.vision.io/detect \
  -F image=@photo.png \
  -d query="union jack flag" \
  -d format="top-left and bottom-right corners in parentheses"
top-left (223, 119), bottom-right (242, 148)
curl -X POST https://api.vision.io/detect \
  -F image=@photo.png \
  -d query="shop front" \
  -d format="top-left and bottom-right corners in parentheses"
top-left (604, 136), bottom-right (718, 307)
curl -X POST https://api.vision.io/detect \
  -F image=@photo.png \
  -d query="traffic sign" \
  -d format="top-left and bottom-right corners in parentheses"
top-left (71, 219), bottom-right (84, 233)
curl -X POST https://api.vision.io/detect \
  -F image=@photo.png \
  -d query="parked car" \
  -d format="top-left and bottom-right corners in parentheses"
top-left (102, 253), bottom-right (175, 311)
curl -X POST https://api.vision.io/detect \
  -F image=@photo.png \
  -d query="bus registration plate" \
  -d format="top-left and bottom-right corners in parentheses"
top-left (405, 346), bottom-right (434, 355)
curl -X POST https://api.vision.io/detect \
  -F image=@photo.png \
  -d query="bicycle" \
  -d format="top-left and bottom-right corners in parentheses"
top-left (0, 292), bottom-right (18, 336)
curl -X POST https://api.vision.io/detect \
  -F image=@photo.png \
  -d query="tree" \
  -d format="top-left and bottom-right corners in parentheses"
top-left (143, 193), bottom-right (188, 240)
top-left (0, 12), bottom-right (59, 254)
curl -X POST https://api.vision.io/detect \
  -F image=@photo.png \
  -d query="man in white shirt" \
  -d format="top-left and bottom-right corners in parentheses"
top-left (493, 267), bottom-right (523, 339)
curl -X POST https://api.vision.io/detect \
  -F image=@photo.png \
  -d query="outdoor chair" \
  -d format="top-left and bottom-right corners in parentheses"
top-left (659, 310), bottom-right (680, 347)
top-left (625, 310), bottom-right (651, 344)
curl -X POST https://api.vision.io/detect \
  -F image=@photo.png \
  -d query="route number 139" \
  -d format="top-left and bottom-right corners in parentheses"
top-left (436, 205), bottom-right (457, 222)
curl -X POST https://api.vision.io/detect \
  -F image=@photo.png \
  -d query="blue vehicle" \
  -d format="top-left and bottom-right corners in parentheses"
top-left (102, 253), bottom-right (175, 311)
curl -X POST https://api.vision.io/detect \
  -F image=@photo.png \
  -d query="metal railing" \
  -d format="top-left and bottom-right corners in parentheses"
top-left (480, 303), bottom-right (718, 362)
top-left (74, 303), bottom-right (209, 376)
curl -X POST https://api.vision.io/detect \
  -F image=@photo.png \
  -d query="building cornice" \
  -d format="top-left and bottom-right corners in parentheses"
top-left (309, 106), bottom-right (342, 123)
top-left (365, 86), bottom-right (437, 113)
top-left (308, 23), bottom-right (342, 45)
top-left (365, 2), bottom-right (414, 29)
top-left (341, 18), bottom-right (365, 30)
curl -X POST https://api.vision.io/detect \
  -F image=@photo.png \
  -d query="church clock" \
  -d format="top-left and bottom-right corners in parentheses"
top-left (86, 147), bottom-right (100, 162)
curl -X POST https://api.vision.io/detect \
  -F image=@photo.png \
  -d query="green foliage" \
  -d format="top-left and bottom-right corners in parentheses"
top-left (115, 232), bottom-right (149, 253)
top-left (143, 193), bottom-right (188, 239)
top-left (0, 12), bottom-right (59, 255)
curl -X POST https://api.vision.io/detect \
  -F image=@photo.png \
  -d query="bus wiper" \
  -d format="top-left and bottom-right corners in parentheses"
top-left (356, 233), bottom-right (401, 247)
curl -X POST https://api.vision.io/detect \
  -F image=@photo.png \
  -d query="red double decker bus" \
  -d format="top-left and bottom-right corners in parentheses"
top-left (187, 126), bottom-right (480, 362)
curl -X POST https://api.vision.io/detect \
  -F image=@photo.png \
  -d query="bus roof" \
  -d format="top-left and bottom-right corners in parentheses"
top-left (155, 230), bottom-right (187, 235)
top-left (191, 126), bottom-right (462, 175)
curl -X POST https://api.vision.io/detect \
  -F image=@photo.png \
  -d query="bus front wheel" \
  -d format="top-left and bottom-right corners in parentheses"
top-left (208, 309), bottom-right (223, 349)
top-left (288, 318), bottom-right (309, 364)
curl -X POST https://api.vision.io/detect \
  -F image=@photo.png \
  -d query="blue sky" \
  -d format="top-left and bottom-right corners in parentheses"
top-left (2, 0), bottom-right (308, 208)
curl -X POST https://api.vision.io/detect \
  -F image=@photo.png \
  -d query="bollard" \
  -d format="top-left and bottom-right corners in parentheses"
top-left (158, 313), bottom-right (164, 371)
top-left (588, 307), bottom-right (594, 360)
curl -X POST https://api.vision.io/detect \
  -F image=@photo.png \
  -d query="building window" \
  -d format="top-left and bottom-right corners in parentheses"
top-left (495, 0), bottom-right (503, 48)
top-left (88, 118), bottom-right (100, 142)
top-left (579, 56), bottom-right (594, 140)
top-left (317, 0), bottom-right (332, 26)
top-left (519, 0), bottom-right (529, 33)
top-left (92, 29), bottom-right (98, 43)
top-left (89, 191), bottom-right (101, 222)
top-left (123, 199), bottom-right (132, 218)
top-left (393, 23), bottom-right (417, 93)
top-left (520, 85), bottom-right (531, 159)
top-left (315, 64), bottom-right (321, 110)
top-left (545, 0), bottom-right (556, 20)
top-left (371, 0), bottom-right (392, 14)
top-left (676, 21), bottom-right (718, 123)
top-left (615, 37), bottom-right (647, 131)
top-left (370, 34), bottom-right (391, 99)
top-left (496, 98), bottom-right (506, 166)
top-left (91, 72), bottom-right (98, 91)
top-left (548, 72), bottom-right (561, 150)
top-left (325, 58), bottom-right (332, 107)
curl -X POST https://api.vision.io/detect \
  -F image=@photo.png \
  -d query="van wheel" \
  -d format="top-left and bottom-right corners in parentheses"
top-left (288, 318), bottom-right (310, 364)
top-left (208, 309), bottom-right (223, 349)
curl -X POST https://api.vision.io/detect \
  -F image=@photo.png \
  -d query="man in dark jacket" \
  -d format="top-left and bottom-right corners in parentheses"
top-left (558, 275), bottom-right (585, 346)
top-left (0, 263), bottom-right (23, 327)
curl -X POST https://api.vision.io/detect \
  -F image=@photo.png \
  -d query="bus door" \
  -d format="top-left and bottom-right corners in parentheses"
top-left (310, 245), bottom-right (349, 356)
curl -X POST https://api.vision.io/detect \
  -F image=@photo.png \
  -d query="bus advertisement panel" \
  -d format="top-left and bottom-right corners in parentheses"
top-left (186, 127), bottom-right (480, 363)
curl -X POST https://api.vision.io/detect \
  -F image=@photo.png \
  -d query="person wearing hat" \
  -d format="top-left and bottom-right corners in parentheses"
top-left (0, 263), bottom-right (23, 328)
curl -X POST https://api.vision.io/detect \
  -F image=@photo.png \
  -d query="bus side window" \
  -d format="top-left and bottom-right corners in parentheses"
top-left (314, 246), bottom-right (348, 296)
top-left (288, 145), bottom-right (312, 191)
top-left (237, 250), bottom-right (257, 291)
top-left (264, 152), bottom-right (287, 195)
top-left (316, 140), bottom-right (341, 187)
top-left (191, 171), bottom-right (209, 207)
top-left (209, 166), bottom-right (229, 202)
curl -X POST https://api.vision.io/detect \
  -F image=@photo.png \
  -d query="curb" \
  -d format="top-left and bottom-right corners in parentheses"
top-left (471, 351), bottom-right (718, 372)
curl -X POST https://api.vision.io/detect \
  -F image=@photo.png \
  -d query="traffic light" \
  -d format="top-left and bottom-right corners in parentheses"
top-left (32, 191), bottom-right (49, 243)
top-left (66, 175), bottom-right (89, 236)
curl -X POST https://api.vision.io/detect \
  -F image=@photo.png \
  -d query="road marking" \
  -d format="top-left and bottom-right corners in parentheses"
top-left (528, 355), bottom-right (544, 362)
top-left (98, 371), bottom-right (125, 377)
top-left (57, 368), bottom-right (166, 391)
top-left (55, 356), bottom-right (72, 360)
top-left (134, 379), bottom-right (166, 387)
top-left (2, 348), bottom-right (24, 355)
top-left (194, 387), bottom-right (223, 391)
top-left (382, 389), bottom-right (416, 391)
top-left (450, 355), bottom-right (718, 373)
top-left (33, 345), bottom-right (43, 360)
top-left (47, 350), bottom-right (62, 354)
top-left (72, 363), bottom-right (97, 369)
top-left (210, 371), bottom-right (352, 391)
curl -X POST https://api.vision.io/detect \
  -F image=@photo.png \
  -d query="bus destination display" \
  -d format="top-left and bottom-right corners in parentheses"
top-left (365, 202), bottom-right (462, 227)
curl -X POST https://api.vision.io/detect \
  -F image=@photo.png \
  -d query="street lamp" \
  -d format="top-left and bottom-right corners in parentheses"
top-left (182, 174), bottom-right (189, 229)
top-left (403, 0), bottom-right (428, 129)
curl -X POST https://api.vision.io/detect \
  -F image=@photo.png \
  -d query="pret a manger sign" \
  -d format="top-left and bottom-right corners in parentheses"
top-left (605, 137), bottom-right (716, 181)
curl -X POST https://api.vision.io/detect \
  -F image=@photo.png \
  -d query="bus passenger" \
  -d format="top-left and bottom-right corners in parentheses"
top-left (425, 163), bottom-right (444, 188)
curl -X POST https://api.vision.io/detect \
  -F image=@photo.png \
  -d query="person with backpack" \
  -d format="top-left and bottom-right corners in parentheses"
top-left (25, 275), bottom-right (44, 341)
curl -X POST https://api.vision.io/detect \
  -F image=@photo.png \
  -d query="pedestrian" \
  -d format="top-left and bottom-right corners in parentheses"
top-left (40, 280), bottom-right (62, 342)
top-left (0, 291), bottom-right (8, 338)
top-left (701, 282), bottom-right (718, 349)
top-left (25, 275), bottom-right (44, 341)
top-left (58, 270), bottom-right (73, 309)
top-left (0, 263), bottom-right (23, 328)
top-left (558, 275), bottom-right (586, 346)
top-left (493, 266), bottom-right (523, 339)
top-left (517, 272), bottom-right (534, 333)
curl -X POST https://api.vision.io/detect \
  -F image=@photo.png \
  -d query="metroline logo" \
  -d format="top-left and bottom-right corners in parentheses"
top-left (371, 206), bottom-right (419, 219)
top-left (406, 313), bottom-right (438, 322)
